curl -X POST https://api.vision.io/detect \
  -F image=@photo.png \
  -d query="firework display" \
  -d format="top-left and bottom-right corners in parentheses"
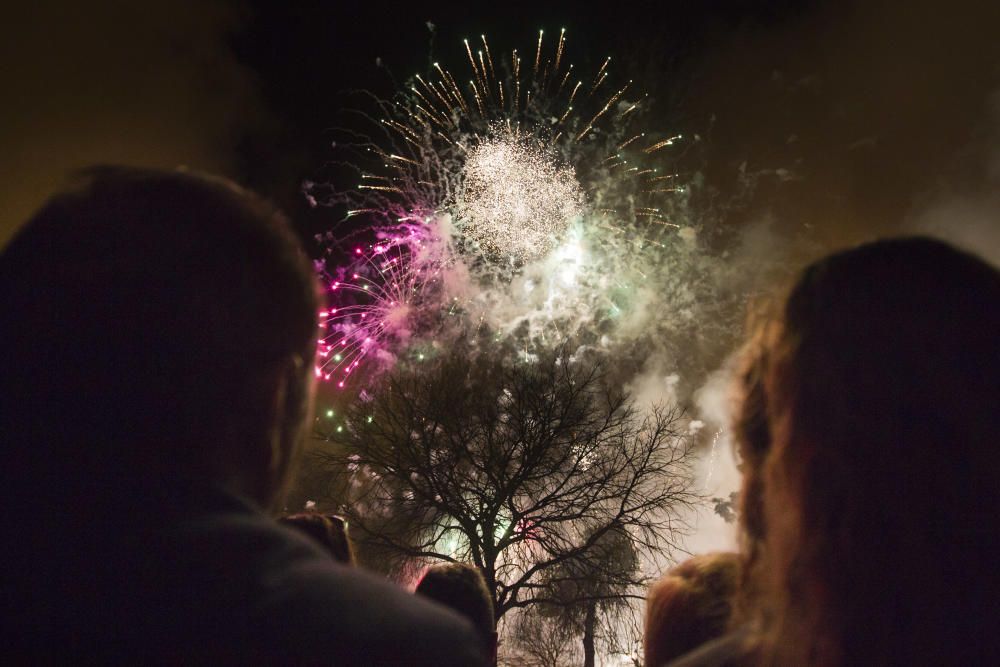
top-left (308, 29), bottom-right (718, 390)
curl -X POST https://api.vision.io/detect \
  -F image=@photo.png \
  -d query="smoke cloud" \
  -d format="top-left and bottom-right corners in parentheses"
top-left (660, 0), bottom-right (1000, 555)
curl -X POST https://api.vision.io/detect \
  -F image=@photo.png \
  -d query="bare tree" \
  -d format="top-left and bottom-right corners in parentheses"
top-left (532, 525), bottom-right (642, 667)
top-left (314, 343), bottom-right (699, 641)
top-left (508, 607), bottom-right (581, 667)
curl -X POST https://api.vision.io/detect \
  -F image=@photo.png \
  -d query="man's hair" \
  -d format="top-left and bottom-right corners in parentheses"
top-left (416, 563), bottom-right (495, 648)
top-left (644, 552), bottom-right (740, 667)
top-left (1, 166), bottom-right (319, 506)
top-left (751, 237), bottom-right (1000, 665)
top-left (279, 513), bottom-right (355, 565)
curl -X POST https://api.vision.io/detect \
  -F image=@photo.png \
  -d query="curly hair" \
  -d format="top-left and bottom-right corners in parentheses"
top-left (645, 552), bottom-right (740, 666)
top-left (751, 237), bottom-right (1000, 665)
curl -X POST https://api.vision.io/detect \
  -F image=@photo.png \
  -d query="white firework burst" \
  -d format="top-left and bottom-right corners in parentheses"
top-left (454, 128), bottom-right (585, 262)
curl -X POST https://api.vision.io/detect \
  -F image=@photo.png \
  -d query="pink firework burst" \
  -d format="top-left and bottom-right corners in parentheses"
top-left (316, 230), bottom-right (446, 389)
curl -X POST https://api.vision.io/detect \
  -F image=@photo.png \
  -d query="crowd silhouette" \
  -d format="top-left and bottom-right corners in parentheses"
top-left (3, 168), bottom-right (998, 665)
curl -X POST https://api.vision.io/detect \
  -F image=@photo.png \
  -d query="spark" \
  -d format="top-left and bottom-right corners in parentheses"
top-left (643, 134), bottom-right (683, 154)
top-left (534, 29), bottom-right (543, 78)
top-left (554, 28), bottom-right (566, 76)
top-left (576, 81), bottom-right (631, 142)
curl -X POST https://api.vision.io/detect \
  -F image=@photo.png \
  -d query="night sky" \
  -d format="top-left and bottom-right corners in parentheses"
top-left (4, 0), bottom-right (999, 265)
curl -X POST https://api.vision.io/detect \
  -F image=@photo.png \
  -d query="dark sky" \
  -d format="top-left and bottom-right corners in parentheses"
top-left (230, 0), bottom-right (821, 242)
top-left (4, 0), bottom-right (999, 265)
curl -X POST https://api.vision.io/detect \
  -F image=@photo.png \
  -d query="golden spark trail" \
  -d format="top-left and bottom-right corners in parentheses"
top-left (589, 56), bottom-right (611, 95)
top-left (576, 82), bottom-right (631, 141)
top-left (617, 134), bottom-right (644, 151)
top-left (644, 134), bottom-right (683, 154)
top-left (554, 28), bottom-right (566, 75)
top-left (534, 30), bottom-right (543, 79)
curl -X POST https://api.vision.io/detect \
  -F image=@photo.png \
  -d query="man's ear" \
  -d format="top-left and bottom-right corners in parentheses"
top-left (263, 354), bottom-right (314, 509)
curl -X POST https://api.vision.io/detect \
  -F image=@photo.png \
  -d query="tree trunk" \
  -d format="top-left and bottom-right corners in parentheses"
top-left (582, 600), bottom-right (596, 667)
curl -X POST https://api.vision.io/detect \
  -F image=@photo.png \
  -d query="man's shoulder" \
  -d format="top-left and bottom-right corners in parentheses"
top-left (666, 626), bottom-right (756, 667)
top-left (171, 509), bottom-right (485, 665)
top-left (260, 556), bottom-right (485, 665)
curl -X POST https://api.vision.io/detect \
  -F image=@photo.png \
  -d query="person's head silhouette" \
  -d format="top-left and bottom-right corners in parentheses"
top-left (1, 166), bottom-right (319, 508)
top-left (747, 237), bottom-right (1000, 665)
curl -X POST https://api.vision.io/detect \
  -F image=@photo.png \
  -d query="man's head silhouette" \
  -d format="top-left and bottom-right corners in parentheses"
top-left (1, 166), bottom-right (320, 508)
